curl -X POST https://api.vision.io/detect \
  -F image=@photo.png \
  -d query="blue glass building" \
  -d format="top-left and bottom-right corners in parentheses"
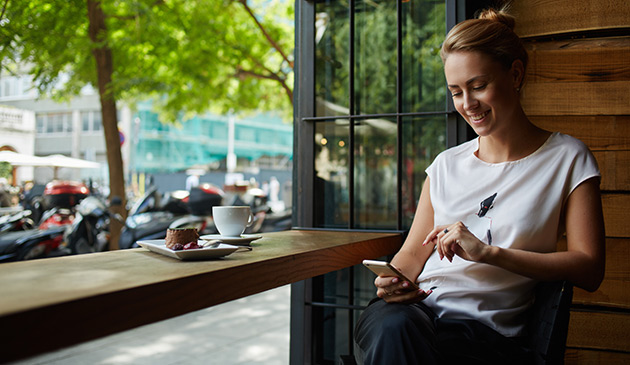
top-left (131, 102), bottom-right (292, 173)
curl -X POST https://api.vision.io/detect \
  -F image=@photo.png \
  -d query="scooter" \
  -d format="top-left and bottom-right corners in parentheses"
top-left (64, 195), bottom-right (114, 255)
top-left (225, 186), bottom-right (292, 234)
top-left (118, 183), bottom-right (223, 249)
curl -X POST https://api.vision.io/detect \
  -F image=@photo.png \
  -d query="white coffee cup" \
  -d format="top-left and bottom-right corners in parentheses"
top-left (212, 206), bottom-right (254, 237)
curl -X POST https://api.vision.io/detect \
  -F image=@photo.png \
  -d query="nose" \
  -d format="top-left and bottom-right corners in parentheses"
top-left (463, 92), bottom-right (479, 111)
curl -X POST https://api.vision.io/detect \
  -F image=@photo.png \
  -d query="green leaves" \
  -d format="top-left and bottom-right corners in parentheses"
top-left (1, 0), bottom-right (294, 123)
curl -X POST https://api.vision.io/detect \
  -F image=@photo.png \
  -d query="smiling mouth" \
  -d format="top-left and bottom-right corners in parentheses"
top-left (469, 110), bottom-right (490, 122)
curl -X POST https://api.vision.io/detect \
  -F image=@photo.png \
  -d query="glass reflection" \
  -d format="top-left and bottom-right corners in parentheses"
top-left (315, 0), bottom-right (350, 117)
top-left (354, 117), bottom-right (397, 229)
top-left (401, 0), bottom-right (447, 113)
top-left (401, 115), bottom-right (447, 227)
top-left (314, 120), bottom-right (350, 227)
top-left (354, 0), bottom-right (397, 115)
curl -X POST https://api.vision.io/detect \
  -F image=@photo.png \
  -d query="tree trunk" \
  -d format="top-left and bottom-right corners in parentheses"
top-left (87, 0), bottom-right (126, 250)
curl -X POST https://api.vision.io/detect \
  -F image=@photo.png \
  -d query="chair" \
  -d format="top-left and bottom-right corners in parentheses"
top-left (340, 281), bottom-right (573, 365)
top-left (527, 280), bottom-right (573, 365)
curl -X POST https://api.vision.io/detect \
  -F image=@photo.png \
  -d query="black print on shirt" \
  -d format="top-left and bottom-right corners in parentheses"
top-left (478, 193), bottom-right (497, 218)
top-left (477, 193), bottom-right (497, 245)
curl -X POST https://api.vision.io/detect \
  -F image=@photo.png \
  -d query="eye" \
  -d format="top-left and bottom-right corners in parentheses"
top-left (473, 84), bottom-right (487, 91)
top-left (450, 90), bottom-right (462, 98)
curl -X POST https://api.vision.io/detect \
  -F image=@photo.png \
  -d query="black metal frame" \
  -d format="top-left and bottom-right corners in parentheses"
top-left (290, 1), bottom-right (488, 363)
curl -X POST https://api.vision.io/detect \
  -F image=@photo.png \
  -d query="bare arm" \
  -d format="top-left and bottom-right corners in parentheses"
top-left (391, 178), bottom-right (436, 279)
top-left (374, 178), bottom-right (437, 302)
top-left (431, 177), bottom-right (605, 292)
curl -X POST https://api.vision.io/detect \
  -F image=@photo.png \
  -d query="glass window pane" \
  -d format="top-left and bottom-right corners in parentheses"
top-left (46, 114), bottom-right (54, 133)
top-left (318, 305), bottom-right (351, 363)
top-left (315, 0), bottom-right (350, 117)
top-left (354, 0), bottom-right (397, 115)
top-left (92, 111), bottom-right (102, 131)
top-left (64, 113), bottom-right (72, 133)
top-left (401, 115), bottom-right (447, 227)
top-left (314, 120), bottom-right (349, 227)
top-left (52, 114), bottom-right (63, 133)
top-left (401, 0), bottom-right (447, 113)
top-left (354, 117), bottom-right (397, 229)
top-left (36, 115), bottom-right (45, 133)
top-left (237, 126), bottom-right (256, 142)
top-left (82, 112), bottom-right (91, 131)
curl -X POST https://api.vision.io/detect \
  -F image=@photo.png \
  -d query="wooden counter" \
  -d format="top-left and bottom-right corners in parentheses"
top-left (0, 229), bottom-right (402, 363)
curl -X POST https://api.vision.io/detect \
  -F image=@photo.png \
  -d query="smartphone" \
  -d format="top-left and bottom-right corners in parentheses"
top-left (362, 260), bottom-right (419, 290)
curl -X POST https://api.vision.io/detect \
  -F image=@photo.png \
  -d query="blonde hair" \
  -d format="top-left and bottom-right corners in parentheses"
top-left (440, 7), bottom-right (528, 73)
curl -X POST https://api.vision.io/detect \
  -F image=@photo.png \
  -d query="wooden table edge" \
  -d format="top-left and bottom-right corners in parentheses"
top-left (0, 230), bottom-right (403, 363)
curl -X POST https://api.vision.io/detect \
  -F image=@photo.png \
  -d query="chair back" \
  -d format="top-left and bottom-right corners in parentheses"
top-left (527, 281), bottom-right (573, 364)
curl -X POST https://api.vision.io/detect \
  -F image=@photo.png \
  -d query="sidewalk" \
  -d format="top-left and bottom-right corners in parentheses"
top-left (11, 285), bottom-right (291, 365)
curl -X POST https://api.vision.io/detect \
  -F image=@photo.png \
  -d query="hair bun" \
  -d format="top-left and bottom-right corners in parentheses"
top-left (477, 7), bottom-right (516, 30)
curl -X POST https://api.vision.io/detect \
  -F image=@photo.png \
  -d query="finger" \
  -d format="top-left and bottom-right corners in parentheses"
top-left (446, 241), bottom-right (459, 262)
top-left (423, 225), bottom-right (447, 246)
top-left (389, 288), bottom-right (433, 304)
top-left (437, 231), bottom-right (449, 260)
top-left (375, 276), bottom-right (399, 288)
top-left (436, 240), bottom-right (444, 260)
top-left (422, 231), bottom-right (437, 246)
top-left (452, 242), bottom-right (465, 258)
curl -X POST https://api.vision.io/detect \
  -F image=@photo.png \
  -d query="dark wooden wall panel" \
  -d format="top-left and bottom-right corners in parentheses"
top-left (591, 151), bottom-right (630, 191)
top-left (558, 238), bottom-right (630, 309)
top-left (530, 116), bottom-right (630, 151)
top-left (512, 0), bottom-right (630, 38)
top-left (567, 311), bottom-right (630, 352)
top-left (513, 0), bottom-right (630, 360)
top-left (525, 37), bottom-right (630, 84)
top-left (572, 238), bottom-right (630, 309)
top-left (521, 81), bottom-right (630, 116)
top-left (602, 194), bottom-right (630, 238)
top-left (565, 348), bottom-right (630, 364)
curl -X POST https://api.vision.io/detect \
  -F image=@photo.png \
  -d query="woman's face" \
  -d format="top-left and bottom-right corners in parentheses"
top-left (444, 51), bottom-right (522, 137)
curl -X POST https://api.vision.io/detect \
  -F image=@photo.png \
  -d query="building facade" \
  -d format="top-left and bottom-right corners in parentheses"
top-left (0, 73), bottom-right (293, 191)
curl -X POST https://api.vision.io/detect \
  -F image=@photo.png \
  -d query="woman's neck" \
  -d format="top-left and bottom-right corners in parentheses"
top-left (476, 117), bottom-right (551, 164)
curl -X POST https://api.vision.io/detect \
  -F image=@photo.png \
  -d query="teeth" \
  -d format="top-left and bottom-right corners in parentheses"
top-left (470, 111), bottom-right (489, 121)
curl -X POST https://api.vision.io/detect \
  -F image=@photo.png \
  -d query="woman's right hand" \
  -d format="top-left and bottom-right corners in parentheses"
top-left (374, 274), bottom-right (432, 304)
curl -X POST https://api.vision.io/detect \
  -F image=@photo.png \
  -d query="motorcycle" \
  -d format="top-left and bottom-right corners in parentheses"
top-left (0, 180), bottom-right (91, 263)
top-left (65, 195), bottom-right (114, 254)
top-left (123, 185), bottom-right (218, 247)
top-left (117, 183), bottom-right (224, 249)
top-left (0, 209), bottom-right (36, 233)
top-left (0, 225), bottom-right (68, 262)
top-left (225, 186), bottom-right (292, 234)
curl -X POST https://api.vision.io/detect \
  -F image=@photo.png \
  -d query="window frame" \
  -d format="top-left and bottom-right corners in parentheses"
top-left (290, 0), bottom-right (487, 363)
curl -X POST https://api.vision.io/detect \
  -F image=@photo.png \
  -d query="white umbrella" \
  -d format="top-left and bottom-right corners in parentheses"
top-left (40, 154), bottom-right (101, 169)
top-left (1, 151), bottom-right (101, 179)
top-left (39, 154), bottom-right (101, 179)
top-left (0, 151), bottom-right (49, 166)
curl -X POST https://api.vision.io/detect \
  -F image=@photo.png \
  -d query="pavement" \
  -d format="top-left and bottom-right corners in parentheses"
top-left (10, 285), bottom-right (291, 365)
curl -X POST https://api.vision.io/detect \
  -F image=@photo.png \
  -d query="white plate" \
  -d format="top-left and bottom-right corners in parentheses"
top-left (137, 240), bottom-right (241, 260)
top-left (199, 234), bottom-right (262, 245)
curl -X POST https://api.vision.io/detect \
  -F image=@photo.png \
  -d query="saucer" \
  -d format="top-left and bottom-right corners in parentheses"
top-left (200, 234), bottom-right (262, 245)
top-left (137, 240), bottom-right (240, 261)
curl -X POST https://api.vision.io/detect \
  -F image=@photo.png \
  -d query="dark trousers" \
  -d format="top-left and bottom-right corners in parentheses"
top-left (354, 299), bottom-right (532, 365)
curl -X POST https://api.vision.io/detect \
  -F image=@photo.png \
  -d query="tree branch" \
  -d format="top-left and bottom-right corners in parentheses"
top-left (235, 0), bottom-right (293, 69)
top-left (0, 0), bottom-right (9, 22)
top-left (235, 67), bottom-right (293, 103)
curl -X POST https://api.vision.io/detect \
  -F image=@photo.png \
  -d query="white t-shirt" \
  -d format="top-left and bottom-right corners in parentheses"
top-left (418, 132), bottom-right (600, 337)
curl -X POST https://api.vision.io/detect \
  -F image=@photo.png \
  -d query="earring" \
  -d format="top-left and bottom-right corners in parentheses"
top-left (516, 87), bottom-right (521, 93)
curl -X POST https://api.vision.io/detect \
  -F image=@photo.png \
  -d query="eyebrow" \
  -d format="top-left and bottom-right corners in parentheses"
top-left (447, 75), bottom-right (489, 89)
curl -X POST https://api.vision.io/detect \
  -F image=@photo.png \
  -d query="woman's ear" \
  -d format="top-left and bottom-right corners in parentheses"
top-left (510, 59), bottom-right (525, 89)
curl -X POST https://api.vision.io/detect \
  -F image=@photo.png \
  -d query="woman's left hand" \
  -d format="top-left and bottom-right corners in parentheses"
top-left (423, 222), bottom-right (490, 263)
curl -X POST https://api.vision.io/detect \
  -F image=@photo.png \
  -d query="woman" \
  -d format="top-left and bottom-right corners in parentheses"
top-left (354, 6), bottom-right (605, 364)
